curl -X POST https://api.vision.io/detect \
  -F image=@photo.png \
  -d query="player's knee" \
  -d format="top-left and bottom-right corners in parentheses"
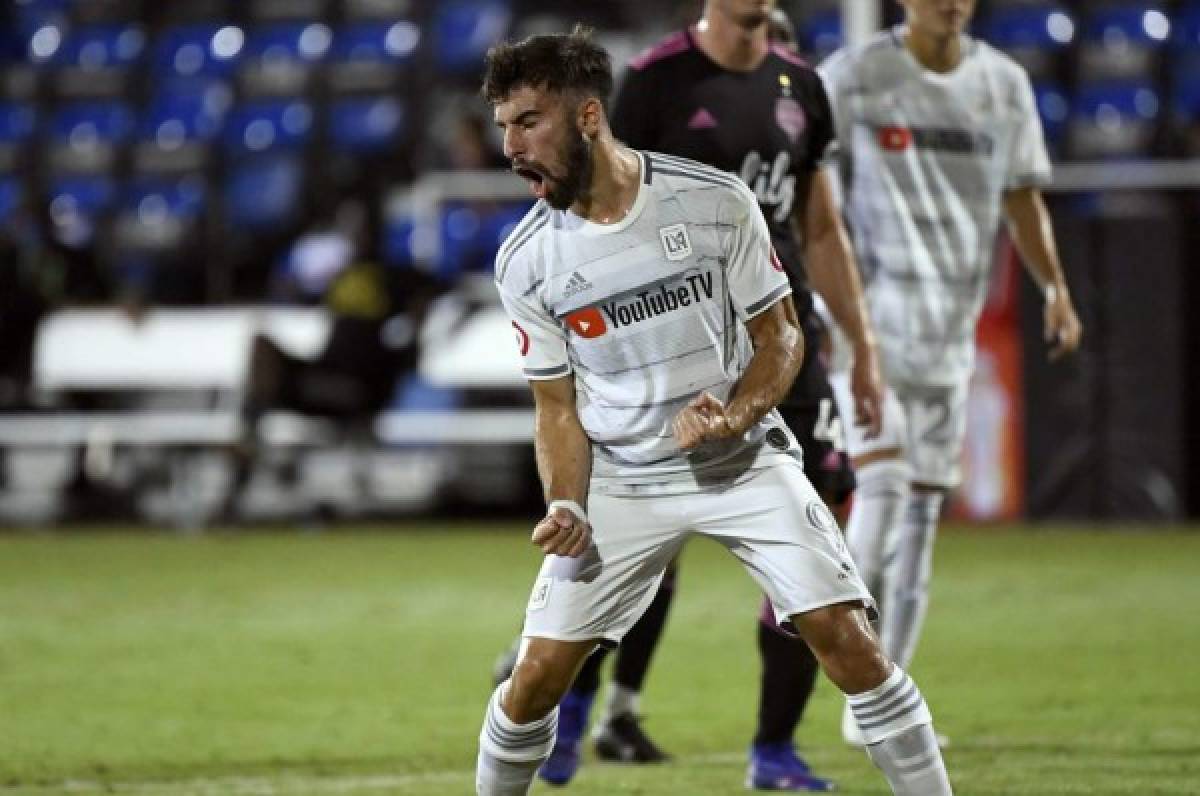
top-left (792, 602), bottom-right (890, 693)
top-left (505, 650), bottom-right (576, 723)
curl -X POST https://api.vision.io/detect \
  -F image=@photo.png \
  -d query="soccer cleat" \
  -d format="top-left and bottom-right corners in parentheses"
top-left (592, 712), bottom-right (671, 763)
top-left (537, 689), bottom-right (595, 786)
top-left (746, 741), bottom-right (836, 792)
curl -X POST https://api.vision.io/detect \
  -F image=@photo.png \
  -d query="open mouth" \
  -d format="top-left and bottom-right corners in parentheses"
top-left (514, 166), bottom-right (548, 200)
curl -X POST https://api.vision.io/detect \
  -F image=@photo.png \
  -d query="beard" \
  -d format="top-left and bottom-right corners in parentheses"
top-left (543, 131), bottom-right (593, 211)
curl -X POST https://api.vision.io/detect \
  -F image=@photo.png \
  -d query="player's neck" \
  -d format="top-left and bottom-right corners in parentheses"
top-left (693, 13), bottom-right (769, 72)
top-left (902, 25), bottom-right (964, 73)
top-left (571, 140), bottom-right (641, 226)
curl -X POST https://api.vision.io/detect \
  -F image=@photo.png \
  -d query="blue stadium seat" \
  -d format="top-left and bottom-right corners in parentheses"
top-left (56, 23), bottom-right (146, 70)
top-left (0, 102), bottom-right (37, 143)
top-left (48, 174), bottom-right (117, 219)
top-left (52, 23), bottom-right (146, 97)
top-left (51, 100), bottom-right (135, 145)
top-left (152, 24), bottom-right (245, 80)
top-left (224, 99), bottom-right (313, 154)
top-left (141, 82), bottom-right (231, 144)
top-left (1078, 4), bottom-right (1170, 81)
top-left (240, 22), bottom-right (332, 95)
top-left (49, 101), bottom-right (134, 172)
top-left (0, 102), bottom-right (36, 172)
top-left (113, 176), bottom-right (208, 254)
top-left (431, 0), bottom-right (512, 72)
top-left (1068, 81), bottom-right (1161, 159)
top-left (975, 3), bottom-right (1073, 79)
top-left (327, 21), bottom-right (420, 92)
top-left (223, 154), bottom-right (304, 231)
top-left (1032, 82), bottom-right (1069, 156)
top-left (1170, 71), bottom-right (1200, 155)
top-left (328, 96), bottom-right (404, 154)
top-left (796, 8), bottom-right (842, 62)
top-left (0, 177), bottom-right (24, 224)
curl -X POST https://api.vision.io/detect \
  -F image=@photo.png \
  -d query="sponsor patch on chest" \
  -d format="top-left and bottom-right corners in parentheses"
top-left (659, 223), bottom-right (692, 261)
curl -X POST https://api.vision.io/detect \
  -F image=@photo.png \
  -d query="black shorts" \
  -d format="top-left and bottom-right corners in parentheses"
top-left (779, 313), bottom-right (856, 505)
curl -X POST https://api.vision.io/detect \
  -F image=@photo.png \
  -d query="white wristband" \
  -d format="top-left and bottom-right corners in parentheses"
top-left (547, 499), bottom-right (588, 523)
top-left (1044, 284), bottom-right (1058, 305)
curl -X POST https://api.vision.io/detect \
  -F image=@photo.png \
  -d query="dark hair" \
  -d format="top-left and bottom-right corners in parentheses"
top-left (481, 24), bottom-right (613, 108)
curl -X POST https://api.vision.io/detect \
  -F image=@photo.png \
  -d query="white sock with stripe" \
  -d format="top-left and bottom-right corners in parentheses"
top-left (476, 682), bottom-right (558, 795)
top-left (882, 490), bottom-right (943, 667)
top-left (848, 666), bottom-right (952, 795)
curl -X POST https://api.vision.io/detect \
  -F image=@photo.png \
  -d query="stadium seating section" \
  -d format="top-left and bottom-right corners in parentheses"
top-left (0, 0), bottom-right (1196, 307)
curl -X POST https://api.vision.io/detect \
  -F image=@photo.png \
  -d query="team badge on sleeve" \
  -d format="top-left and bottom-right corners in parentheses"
top-left (512, 321), bottom-right (530, 356)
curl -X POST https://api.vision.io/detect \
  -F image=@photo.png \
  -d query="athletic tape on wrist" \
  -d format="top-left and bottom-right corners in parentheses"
top-left (547, 499), bottom-right (588, 523)
top-left (1044, 284), bottom-right (1058, 305)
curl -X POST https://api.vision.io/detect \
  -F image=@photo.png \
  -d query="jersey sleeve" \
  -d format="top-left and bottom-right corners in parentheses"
top-left (800, 69), bottom-right (836, 171)
top-left (815, 49), bottom-right (852, 169)
top-left (495, 269), bottom-right (572, 381)
top-left (610, 65), bottom-right (658, 149)
top-left (1006, 70), bottom-right (1052, 189)
top-left (723, 184), bottom-right (792, 321)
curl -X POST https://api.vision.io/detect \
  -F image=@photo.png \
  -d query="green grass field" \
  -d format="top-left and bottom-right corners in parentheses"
top-left (1, 524), bottom-right (1198, 795)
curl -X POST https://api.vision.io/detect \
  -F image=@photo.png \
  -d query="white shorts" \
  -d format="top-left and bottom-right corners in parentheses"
top-left (829, 372), bottom-right (968, 489)
top-left (521, 460), bottom-right (875, 646)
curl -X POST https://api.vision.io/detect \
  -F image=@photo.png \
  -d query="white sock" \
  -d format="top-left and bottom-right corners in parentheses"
top-left (599, 683), bottom-right (639, 725)
top-left (848, 667), bottom-right (951, 795)
top-left (844, 458), bottom-right (911, 605)
top-left (882, 491), bottom-right (943, 668)
top-left (476, 682), bottom-right (558, 795)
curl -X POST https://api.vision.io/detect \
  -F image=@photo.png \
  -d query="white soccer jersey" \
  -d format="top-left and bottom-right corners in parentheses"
top-left (819, 29), bottom-right (1051, 386)
top-left (495, 150), bottom-right (798, 494)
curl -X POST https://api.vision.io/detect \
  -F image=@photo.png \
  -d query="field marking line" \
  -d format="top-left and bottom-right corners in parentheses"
top-left (4, 753), bottom-right (748, 794)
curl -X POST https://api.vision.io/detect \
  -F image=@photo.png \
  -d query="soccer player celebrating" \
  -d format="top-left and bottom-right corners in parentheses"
top-left (816, 0), bottom-right (1083, 745)
top-left (527, 1), bottom-right (884, 790)
top-left (474, 26), bottom-right (952, 796)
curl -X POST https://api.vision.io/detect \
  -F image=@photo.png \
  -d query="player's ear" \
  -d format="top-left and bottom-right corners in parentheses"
top-left (577, 96), bottom-right (603, 139)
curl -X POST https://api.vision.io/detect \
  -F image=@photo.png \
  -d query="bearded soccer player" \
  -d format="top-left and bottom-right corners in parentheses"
top-left (817, 0), bottom-right (1082, 746)
top-left (474, 25), bottom-right (950, 796)
top-left (522, 2), bottom-right (885, 790)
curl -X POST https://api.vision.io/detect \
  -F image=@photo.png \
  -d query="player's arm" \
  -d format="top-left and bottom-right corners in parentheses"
top-left (794, 169), bottom-right (883, 436)
top-left (674, 296), bottom-right (804, 449)
top-left (1002, 186), bottom-right (1083, 361)
top-left (528, 375), bottom-right (593, 557)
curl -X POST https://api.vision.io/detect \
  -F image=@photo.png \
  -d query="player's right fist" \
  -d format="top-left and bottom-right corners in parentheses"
top-left (531, 508), bottom-right (591, 558)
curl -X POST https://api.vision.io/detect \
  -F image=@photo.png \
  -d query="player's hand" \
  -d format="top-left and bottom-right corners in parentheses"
top-left (1044, 286), bottom-right (1082, 361)
top-left (531, 505), bottom-right (592, 558)
top-left (850, 340), bottom-right (884, 439)
top-left (673, 391), bottom-right (736, 450)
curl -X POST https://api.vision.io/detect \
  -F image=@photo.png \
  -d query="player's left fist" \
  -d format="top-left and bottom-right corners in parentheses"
top-left (673, 391), bottom-right (735, 450)
top-left (1043, 286), bottom-right (1082, 361)
top-left (531, 507), bottom-right (591, 558)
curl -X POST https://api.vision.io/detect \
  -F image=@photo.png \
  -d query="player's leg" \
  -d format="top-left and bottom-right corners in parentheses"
top-left (479, 637), bottom-right (596, 795)
top-left (828, 373), bottom-right (912, 745)
top-left (792, 604), bottom-right (952, 795)
top-left (478, 492), bottom-right (684, 793)
top-left (591, 558), bottom-right (677, 764)
top-left (744, 354), bottom-right (856, 791)
top-left (538, 645), bottom-right (607, 784)
top-left (702, 459), bottom-right (949, 794)
top-left (879, 381), bottom-right (966, 670)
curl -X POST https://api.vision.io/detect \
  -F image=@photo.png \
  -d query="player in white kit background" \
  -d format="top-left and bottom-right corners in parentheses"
top-left (473, 25), bottom-right (953, 796)
top-left (816, 0), bottom-right (1083, 745)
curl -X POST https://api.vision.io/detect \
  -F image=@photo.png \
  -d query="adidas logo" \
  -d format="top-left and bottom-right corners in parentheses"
top-left (563, 271), bottom-right (593, 298)
top-left (688, 107), bottom-right (718, 130)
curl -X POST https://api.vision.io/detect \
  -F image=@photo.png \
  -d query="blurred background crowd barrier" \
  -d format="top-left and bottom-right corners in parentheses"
top-left (0, 0), bottom-right (1197, 527)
